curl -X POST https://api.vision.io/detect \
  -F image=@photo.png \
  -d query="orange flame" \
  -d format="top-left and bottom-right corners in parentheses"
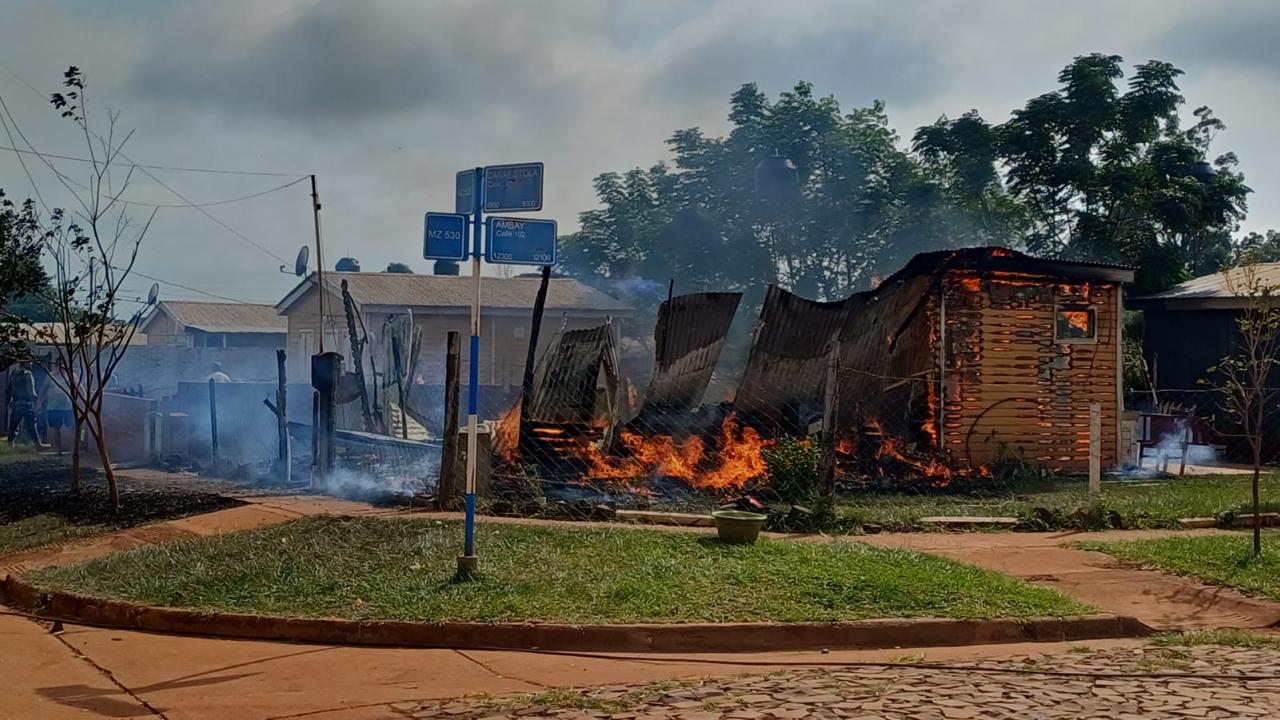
top-left (584, 413), bottom-right (770, 490)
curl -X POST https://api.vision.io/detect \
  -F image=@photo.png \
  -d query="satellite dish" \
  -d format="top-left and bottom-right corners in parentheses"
top-left (146, 283), bottom-right (160, 305)
top-left (294, 246), bottom-right (310, 277)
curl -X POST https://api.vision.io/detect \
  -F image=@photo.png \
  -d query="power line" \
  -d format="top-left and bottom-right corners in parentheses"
top-left (0, 143), bottom-right (305, 178)
top-left (0, 90), bottom-right (292, 265)
top-left (117, 268), bottom-right (257, 305)
top-left (0, 147), bottom-right (309, 208)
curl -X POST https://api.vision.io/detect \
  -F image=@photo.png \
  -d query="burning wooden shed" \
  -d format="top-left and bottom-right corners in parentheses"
top-left (734, 247), bottom-right (1133, 472)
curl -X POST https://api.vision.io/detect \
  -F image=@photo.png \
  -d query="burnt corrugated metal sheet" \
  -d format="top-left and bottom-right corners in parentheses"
top-left (734, 285), bottom-right (856, 430)
top-left (834, 273), bottom-right (937, 442)
top-left (638, 292), bottom-right (741, 415)
top-left (526, 324), bottom-right (618, 425)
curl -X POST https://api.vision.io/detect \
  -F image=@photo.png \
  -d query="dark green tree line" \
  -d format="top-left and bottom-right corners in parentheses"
top-left (562, 54), bottom-right (1251, 299)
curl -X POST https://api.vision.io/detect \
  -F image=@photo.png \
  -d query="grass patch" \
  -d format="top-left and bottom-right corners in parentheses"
top-left (1152, 629), bottom-right (1280, 650)
top-left (28, 516), bottom-right (1089, 623)
top-left (835, 473), bottom-right (1280, 531)
top-left (0, 514), bottom-right (109, 556)
top-left (1080, 533), bottom-right (1280, 602)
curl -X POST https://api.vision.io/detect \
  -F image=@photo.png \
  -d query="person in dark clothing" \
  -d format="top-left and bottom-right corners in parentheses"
top-left (5, 361), bottom-right (41, 445)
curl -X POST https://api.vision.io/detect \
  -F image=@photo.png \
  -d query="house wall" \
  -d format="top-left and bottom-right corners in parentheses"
top-left (143, 312), bottom-right (189, 347)
top-left (281, 282), bottom-right (621, 389)
top-left (1143, 308), bottom-right (1238, 390)
top-left (940, 271), bottom-right (1120, 470)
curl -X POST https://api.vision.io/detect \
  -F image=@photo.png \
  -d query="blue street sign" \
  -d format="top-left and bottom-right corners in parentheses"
top-left (423, 212), bottom-right (470, 261)
top-left (455, 170), bottom-right (475, 214)
top-left (483, 162), bottom-right (543, 212)
top-left (485, 217), bottom-right (556, 266)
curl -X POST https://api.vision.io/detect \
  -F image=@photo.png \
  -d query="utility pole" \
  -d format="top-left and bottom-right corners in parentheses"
top-left (310, 175), bottom-right (327, 353)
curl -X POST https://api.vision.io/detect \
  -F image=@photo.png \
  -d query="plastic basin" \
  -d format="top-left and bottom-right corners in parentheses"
top-left (712, 510), bottom-right (767, 544)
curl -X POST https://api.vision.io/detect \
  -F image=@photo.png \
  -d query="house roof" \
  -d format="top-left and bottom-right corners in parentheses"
top-left (145, 301), bottom-right (287, 335)
top-left (1128, 263), bottom-right (1280, 310)
top-left (881, 247), bottom-right (1135, 287)
top-left (276, 272), bottom-right (634, 315)
top-left (19, 322), bottom-right (147, 346)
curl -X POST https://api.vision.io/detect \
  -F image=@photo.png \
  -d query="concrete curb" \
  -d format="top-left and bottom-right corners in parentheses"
top-left (2, 575), bottom-right (1151, 653)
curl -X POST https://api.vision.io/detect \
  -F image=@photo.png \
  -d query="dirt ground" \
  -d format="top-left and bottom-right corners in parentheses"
top-left (0, 456), bottom-right (244, 528)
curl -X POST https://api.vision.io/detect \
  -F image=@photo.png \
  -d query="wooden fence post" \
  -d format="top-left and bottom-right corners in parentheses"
top-left (312, 352), bottom-right (342, 488)
top-left (208, 378), bottom-right (219, 462)
top-left (276, 349), bottom-right (289, 484)
top-left (820, 340), bottom-right (841, 506)
top-left (517, 265), bottom-right (552, 457)
top-left (438, 331), bottom-right (463, 508)
top-left (1089, 402), bottom-right (1101, 496)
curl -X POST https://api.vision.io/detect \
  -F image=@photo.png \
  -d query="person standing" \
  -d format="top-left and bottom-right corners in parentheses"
top-left (5, 361), bottom-right (41, 446)
top-left (207, 362), bottom-right (232, 383)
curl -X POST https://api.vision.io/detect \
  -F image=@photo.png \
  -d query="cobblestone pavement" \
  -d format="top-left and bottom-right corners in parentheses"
top-left (388, 645), bottom-right (1280, 719)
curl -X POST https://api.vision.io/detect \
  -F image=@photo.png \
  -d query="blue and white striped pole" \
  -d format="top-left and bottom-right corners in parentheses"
top-left (462, 167), bottom-right (483, 569)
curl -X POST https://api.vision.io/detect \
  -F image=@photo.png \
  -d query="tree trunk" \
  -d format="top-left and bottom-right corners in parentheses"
top-left (88, 414), bottom-right (119, 511)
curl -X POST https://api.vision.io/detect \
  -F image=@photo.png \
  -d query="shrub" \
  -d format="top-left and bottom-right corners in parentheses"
top-left (762, 436), bottom-right (821, 503)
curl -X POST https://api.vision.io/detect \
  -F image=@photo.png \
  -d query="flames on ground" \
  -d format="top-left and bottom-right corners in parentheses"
top-left (583, 413), bottom-right (769, 490)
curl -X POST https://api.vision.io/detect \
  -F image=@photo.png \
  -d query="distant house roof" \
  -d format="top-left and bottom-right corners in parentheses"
top-left (19, 322), bottom-right (147, 346)
top-left (275, 272), bottom-right (633, 316)
top-left (143, 301), bottom-right (287, 335)
top-left (1128, 263), bottom-right (1280, 310)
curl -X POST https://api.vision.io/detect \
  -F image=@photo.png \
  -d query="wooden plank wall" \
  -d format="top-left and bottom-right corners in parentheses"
top-left (941, 271), bottom-right (1119, 470)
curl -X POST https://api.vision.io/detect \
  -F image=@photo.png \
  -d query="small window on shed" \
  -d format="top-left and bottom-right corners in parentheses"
top-left (1055, 306), bottom-right (1096, 341)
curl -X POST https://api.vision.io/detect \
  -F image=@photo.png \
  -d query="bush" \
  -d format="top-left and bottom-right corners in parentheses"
top-left (762, 436), bottom-right (821, 503)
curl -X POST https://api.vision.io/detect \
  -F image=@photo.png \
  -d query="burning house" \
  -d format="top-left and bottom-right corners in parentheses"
top-left (742, 247), bottom-right (1134, 472)
top-left (499, 247), bottom-right (1133, 504)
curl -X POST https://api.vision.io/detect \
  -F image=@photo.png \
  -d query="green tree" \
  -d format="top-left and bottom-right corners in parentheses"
top-left (385, 262), bottom-right (414, 274)
top-left (561, 82), bottom-right (1021, 300)
top-left (915, 54), bottom-right (1250, 294)
top-left (0, 191), bottom-right (49, 365)
top-left (1207, 256), bottom-right (1280, 556)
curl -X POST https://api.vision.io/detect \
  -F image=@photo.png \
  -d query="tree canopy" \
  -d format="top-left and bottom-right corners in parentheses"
top-left (0, 191), bottom-right (50, 363)
top-left (561, 54), bottom-right (1252, 299)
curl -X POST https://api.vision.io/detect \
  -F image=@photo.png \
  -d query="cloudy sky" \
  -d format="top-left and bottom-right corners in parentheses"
top-left (0, 0), bottom-right (1276, 305)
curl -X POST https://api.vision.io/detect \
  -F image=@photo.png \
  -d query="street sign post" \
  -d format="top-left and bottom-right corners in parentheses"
top-left (455, 170), bottom-right (475, 215)
top-left (482, 162), bottom-right (544, 212)
top-left (423, 212), bottom-right (470, 261)
top-left (427, 164), bottom-right (556, 580)
top-left (485, 217), bottom-right (557, 266)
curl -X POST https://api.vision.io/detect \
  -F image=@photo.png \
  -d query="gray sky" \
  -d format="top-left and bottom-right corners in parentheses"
top-left (1, 0), bottom-right (1276, 305)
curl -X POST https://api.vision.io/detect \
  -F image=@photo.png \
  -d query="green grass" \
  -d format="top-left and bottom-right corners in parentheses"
top-left (1080, 533), bottom-right (1280, 602)
top-left (28, 516), bottom-right (1089, 623)
top-left (834, 473), bottom-right (1280, 531)
top-left (0, 440), bottom-right (37, 464)
top-left (0, 514), bottom-right (109, 556)
top-left (1152, 629), bottom-right (1280, 650)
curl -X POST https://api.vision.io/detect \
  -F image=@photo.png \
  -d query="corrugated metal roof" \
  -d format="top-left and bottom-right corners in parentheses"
top-left (278, 273), bottom-right (633, 314)
top-left (151, 301), bottom-right (286, 334)
top-left (1131, 263), bottom-right (1280, 301)
top-left (638, 292), bottom-right (741, 415)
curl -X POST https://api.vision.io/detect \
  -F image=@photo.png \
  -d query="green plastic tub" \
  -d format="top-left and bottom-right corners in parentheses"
top-left (712, 510), bottom-right (767, 544)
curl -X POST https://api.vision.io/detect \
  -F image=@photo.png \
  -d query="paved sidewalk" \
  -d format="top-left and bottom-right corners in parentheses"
top-left (860, 530), bottom-right (1280, 630)
top-left (391, 645), bottom-right (1280, 720)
